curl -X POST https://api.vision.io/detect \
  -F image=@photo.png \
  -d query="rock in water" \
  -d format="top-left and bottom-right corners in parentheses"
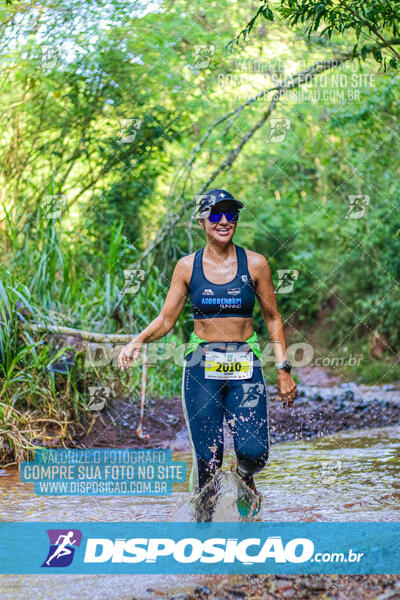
top-left (169, 469), bottom-right (262, 522)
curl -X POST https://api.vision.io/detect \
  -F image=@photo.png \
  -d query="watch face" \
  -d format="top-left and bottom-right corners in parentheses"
top-left (276, 360), bottom-right (292, 371)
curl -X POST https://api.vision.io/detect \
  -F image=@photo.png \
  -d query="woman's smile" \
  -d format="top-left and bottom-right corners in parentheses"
top-left (215, 226), bottom-right (231, 236)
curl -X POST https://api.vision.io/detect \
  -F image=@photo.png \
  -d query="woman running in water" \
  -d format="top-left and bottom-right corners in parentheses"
top-left (118, 189), bottom-right (298, 515)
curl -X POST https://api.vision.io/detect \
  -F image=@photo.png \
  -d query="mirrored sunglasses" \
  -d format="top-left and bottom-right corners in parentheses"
top-left (208, 211), bottom-right (239, 223)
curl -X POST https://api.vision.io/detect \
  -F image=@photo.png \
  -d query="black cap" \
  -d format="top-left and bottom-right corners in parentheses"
top-left (197, 189), bottom-right (244, 217)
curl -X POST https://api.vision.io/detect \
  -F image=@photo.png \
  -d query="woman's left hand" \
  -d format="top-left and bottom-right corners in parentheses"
top-left (276, 371), bottom-right (298, 408)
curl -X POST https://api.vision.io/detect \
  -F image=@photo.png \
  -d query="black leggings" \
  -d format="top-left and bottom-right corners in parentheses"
top-left (181, 341), bottom-right (270, 494)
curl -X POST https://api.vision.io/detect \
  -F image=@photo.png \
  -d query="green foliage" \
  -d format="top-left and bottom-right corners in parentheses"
top-left (239, 0), bottom-right (400, 69)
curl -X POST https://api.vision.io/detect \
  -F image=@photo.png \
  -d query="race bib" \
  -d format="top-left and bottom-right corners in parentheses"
top-left (204, 350), bottom-right (253, 380)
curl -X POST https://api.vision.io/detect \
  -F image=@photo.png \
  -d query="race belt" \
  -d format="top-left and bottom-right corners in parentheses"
top-left (204, 350), bottom-right (253, 380)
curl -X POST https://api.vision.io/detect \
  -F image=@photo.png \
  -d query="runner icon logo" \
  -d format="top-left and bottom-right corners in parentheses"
top-left (239, 382), bottom-right (264, 407)
top-left (88, 386), bottom-right (110, 411)
top-left (202, 289), bottom-right (214, 295)
top-left (41, 529), bottom-right (82, 567)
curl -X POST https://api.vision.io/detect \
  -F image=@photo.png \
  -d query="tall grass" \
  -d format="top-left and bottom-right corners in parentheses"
top-left (0, 205), bottom-right (184, 466)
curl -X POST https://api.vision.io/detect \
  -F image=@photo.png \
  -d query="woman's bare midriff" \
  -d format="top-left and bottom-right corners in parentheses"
top-left (193, 316), bottom-right (254, 342)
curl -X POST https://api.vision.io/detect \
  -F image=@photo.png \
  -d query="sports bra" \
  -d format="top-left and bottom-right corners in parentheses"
top-left (189, 244), bottom-right (256, 319)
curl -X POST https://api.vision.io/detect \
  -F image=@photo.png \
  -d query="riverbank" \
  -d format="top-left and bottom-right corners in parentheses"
top-left (148, 574), bottom-right (400, 600)
top-left (74, 379), bottom-right (400, 452)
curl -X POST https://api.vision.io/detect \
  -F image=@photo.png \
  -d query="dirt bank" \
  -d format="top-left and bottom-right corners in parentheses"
top-left (72, 380), bottom-right (400, 452)
top-left (148, 574), bottom-right (400, 600)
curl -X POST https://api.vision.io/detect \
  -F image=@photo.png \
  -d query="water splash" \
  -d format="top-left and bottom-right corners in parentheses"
top-left (170, 469), bottom-right (261, 522)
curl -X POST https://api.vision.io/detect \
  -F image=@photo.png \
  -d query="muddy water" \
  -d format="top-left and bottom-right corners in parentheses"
top-left (258, 424), bottom-right (400, 522)
top-left (1, 425), bottom-right (399, 598)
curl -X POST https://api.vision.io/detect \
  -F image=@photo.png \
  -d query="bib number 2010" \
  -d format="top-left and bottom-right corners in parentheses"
top-left (215, 362), bottom-right (242, 373)
top-left (204, 351), bottom-right (253, 380)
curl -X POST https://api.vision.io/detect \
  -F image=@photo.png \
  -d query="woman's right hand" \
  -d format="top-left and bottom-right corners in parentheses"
top-left (118, 338), bottom-right (143, 370)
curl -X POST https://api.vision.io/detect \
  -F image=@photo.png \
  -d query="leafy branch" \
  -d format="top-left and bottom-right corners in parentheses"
top-left (234, 0), bottom-right (400, 68)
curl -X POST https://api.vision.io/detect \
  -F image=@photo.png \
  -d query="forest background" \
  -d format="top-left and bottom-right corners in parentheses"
top-left (1, 0), bottom-right (400, 463)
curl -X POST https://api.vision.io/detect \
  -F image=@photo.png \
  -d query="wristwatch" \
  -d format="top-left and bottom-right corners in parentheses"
top-left (275, 359), bottom-right (292, 373)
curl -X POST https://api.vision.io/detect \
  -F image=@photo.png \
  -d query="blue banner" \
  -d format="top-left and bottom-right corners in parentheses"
top-left (0, 522), bottom-right (399, 574)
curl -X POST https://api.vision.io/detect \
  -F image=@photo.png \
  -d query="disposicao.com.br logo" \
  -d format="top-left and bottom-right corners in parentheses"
top-left (39, 531), bottom-right (365, 569)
